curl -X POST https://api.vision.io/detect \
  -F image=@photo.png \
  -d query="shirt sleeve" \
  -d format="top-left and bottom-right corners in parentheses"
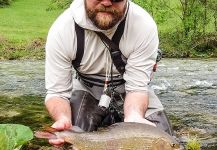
top-left (124, 24), bottom-right (159, 93)
top-left (45, 30), bottom-right (73, 102)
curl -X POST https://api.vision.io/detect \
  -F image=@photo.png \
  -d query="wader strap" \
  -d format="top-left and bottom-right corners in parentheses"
top-left (112, 17), bottom-right (126, 46)
top-left (95, 17), bottom-right (127, 75)
top-left (72, 21), bottom-right (85, 68)
top-left (73, 18), bottom-right (126, 75)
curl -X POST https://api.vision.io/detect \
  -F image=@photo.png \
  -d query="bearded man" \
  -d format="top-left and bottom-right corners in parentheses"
top-left (45, 0), bottom-right (173, 147)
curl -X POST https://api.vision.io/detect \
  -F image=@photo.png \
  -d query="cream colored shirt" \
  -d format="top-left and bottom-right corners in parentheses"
top-left (45, 0), bottom-right (163, 114)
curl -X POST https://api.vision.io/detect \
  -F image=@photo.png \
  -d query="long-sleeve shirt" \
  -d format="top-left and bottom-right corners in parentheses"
top-left (45, 0), bottom-right (163, 115)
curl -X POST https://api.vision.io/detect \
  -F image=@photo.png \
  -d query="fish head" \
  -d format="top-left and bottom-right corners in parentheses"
top-left (152, 137), bottom-right (181, 150)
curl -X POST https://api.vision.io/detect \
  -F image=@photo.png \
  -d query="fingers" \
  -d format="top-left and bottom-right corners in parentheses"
top-left (49, 117), bottom-right (72, 147)
top-left (51, 117), bottom-right (72, 130)
top-left (49, 138), bottom-right (65, 147)
top-left (139, 119), bottom-right (157, 127)
top-left (124, 116), bottom-right (156, 127)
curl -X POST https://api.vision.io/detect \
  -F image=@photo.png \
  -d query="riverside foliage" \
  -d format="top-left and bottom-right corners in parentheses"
top-left (0, 0), bottom-right (12, 7)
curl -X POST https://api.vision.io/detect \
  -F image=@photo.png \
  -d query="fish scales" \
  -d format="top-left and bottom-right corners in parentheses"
top-left (35, 122), bottom-right (181, 150)
top-left (60, 122), bottom-right (180, 150)
top-left (65, 122), bottom-right (170, 141)
top-left (66, 136), bottom-right (154, 150)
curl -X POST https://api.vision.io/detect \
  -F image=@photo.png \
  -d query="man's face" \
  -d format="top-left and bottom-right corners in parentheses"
top-left (85, 0), bottom-right (127, 30)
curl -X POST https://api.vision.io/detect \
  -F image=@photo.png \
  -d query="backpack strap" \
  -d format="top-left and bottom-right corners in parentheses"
top-left (95, 17), bottom-right (127, 75)
top-left (72, 21), bottom-right (85, 68)
top-left (73, 18), bottom-right (126, 75)
top-left (112, 17), bottom-right (126, 45)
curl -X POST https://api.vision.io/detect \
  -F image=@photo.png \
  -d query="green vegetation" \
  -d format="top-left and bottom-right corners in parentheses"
top-left (186, 137), bottom-right (201, 150)
top-left (0, 0), bottom-right (63, 59)
top-left (0, 0), bottom-right (13, 7)
top-left (0, 0), bottom-right (216, 59)
top-left (0, 95), bottom-right (53, 149)
top-left (0, 124), bottom-right (33, 150)
top-left (46, 0), bottom-right (72, 10)
top-left (132, 0), bottom-right (217, 58)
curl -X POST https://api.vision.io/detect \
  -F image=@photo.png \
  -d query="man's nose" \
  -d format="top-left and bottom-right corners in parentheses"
top-left (100, 0), bottom-right (113, 7)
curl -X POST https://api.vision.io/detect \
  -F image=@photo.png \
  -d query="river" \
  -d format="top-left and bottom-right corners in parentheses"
top-left (0, 59), bottom-right (216, 150)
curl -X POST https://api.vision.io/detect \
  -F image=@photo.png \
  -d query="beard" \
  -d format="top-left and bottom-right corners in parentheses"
top-left (85, 2), bottom-right (126, 30)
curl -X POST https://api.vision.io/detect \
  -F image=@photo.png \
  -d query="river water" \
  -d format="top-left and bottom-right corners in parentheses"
top-left (0, 59), bottom-right (217, 150)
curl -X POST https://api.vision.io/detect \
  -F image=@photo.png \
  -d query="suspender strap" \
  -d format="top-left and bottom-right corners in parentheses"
top-left (72, 21), bottom-right (85, 68)
top-left (112, 17), bottom-right (126, 45)
top-left (95, 18), bottom-right (127, 75)
top-left (73, 18), bottom-right (126, 75)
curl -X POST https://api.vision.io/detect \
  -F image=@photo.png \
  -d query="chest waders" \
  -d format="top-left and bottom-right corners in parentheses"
top-left (70, 18), bottom-right (128, 131)
top-left (72, 17), bottom-right (127, 86)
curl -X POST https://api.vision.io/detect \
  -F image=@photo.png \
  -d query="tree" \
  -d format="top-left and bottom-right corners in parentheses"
top-left (207, 0), bottom-right (217, 32)
top-left (0, 0), bottom-right (12, 7)
top-left (178, 0), bottom-right (203, 37)
top-left (132, 0), bottom-right (171, 24)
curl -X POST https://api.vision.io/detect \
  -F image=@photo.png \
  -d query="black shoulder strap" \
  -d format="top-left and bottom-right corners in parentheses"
top-left (72, 21), bottom-right (85, 68)
top-left (95, 17), bottom-right (127, 74)
top-left (112, 17), bottom-right (126, 45)
top-left (73, 18), bottom-right (126, 74)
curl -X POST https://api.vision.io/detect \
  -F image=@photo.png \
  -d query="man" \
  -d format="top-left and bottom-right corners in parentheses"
top-left (45, 0), bottom-right (173, 147)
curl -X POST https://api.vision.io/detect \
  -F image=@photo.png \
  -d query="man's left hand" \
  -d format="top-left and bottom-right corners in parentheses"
top-left (124, 116), bottom-right (156, 127)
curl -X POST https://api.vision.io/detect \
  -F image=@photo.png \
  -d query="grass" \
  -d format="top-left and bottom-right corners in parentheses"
top-left (0, 0), bottom-right (64, 59)
top-left (0, 0), bottom-right (63, 43)
top-left (0, 0), bottom-right (216, 59)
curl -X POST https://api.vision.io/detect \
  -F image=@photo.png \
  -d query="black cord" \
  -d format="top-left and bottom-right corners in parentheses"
top-left (110, 63), bottom-right (114, 91)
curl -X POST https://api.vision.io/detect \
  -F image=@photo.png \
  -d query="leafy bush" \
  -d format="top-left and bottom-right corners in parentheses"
top-left (160, 31), bottom-right (217, 58)
top-left (0, 0), bottom-right (12, 7)
top-left (132, 0), bottom-right (171, 24)
top-left (159, 30), bottom-right (192, 58)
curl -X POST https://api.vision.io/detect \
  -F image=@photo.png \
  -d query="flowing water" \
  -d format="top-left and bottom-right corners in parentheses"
top-left (151, 59), bottom-right (217, 150)
top-left (0, 59), bottom-right (217, 150)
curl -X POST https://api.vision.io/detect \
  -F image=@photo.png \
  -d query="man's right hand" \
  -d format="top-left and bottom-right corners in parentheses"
top-left (45, 97), bottom-right (73, 147)
top-left (49, 117), bottom-right (72, 147)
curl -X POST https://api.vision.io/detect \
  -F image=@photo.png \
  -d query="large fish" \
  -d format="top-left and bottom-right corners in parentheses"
top-left (35, 122), bottom-right (181, 150)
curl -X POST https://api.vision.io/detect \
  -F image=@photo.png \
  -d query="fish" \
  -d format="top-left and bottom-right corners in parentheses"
top-left (34, 122), bottom-right (181, 150)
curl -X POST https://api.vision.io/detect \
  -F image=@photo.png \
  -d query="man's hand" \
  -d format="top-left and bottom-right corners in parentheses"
top-left (49, 116), bottom-right (72, 147)
top-left (45, 97), bottom-right (72, 147)
top-left (124, 91), bottom-right (156, 127)
top-left (124, 115), bottom-right (156, 127)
